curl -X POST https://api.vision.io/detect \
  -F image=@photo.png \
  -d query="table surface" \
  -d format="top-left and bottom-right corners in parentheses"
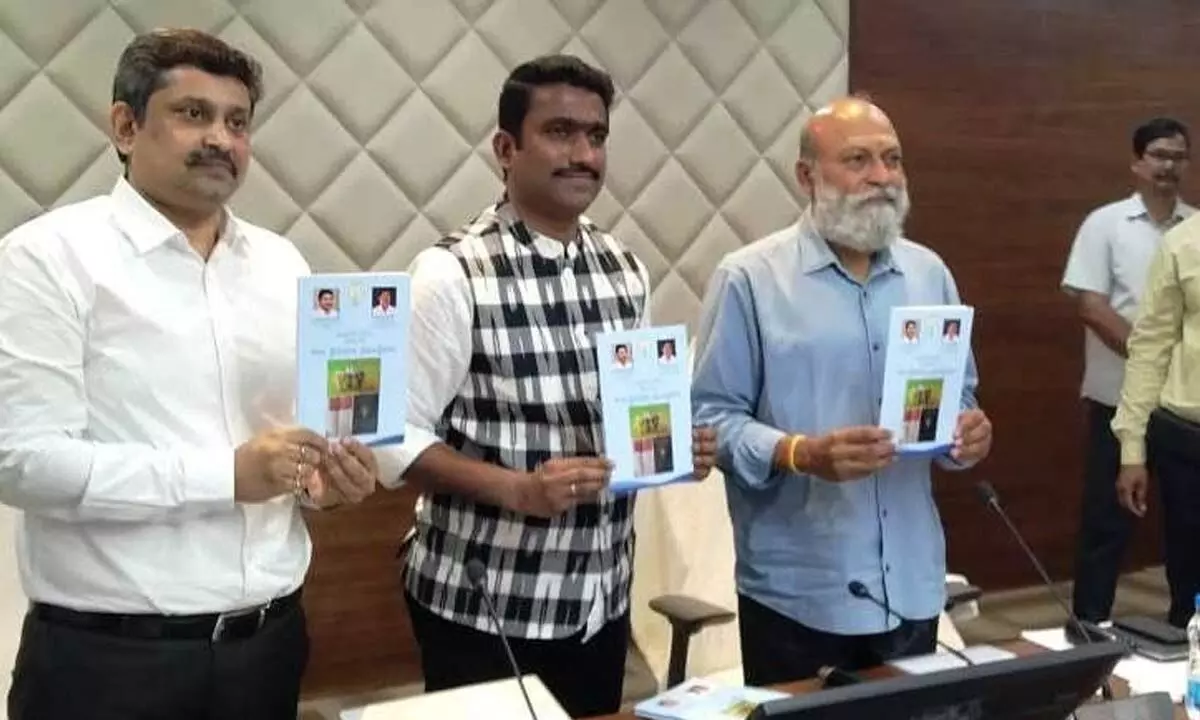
top-left (587, 640), bottom-right (1187, 720)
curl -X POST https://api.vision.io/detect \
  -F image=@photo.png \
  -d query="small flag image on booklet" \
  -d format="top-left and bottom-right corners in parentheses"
top-left (326, 358), bottom-right (381, 437)
top-left (630, 403), bottom-right (674, 477)
top-left (901, 378), bottom-right (943, 444)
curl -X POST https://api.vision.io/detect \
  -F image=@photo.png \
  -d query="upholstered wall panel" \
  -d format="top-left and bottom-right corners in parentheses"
top-left (0, 0), bottom-right (847, 330)
top-left (0, 0), bottom-right (848, 696)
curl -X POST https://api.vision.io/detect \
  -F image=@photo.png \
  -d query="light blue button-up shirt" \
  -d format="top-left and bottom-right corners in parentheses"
top-left (692, 211), bottom-right (979, 636)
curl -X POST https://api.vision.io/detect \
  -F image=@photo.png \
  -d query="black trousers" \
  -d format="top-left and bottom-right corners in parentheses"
top-left (7, 599), bottom-right (309, 720)
top-left (1071, 399), bottom-right (1134, 622)
top-left (737, 593), bottom-right (938, 687)
top-left (1147, 408), bottom-right (1200, 628)
top-left (404, 589), bottom-right (629, 718)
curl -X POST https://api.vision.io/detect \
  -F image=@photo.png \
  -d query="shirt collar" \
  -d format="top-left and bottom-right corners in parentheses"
top-left (493, 197), bottom-right (587, 262)
top-left (1125, 192), bottom-right (1186, 225)
top-left (795, 207), bottom-right (903, 279)
top-left (110, 175), bottom-right (242, 255)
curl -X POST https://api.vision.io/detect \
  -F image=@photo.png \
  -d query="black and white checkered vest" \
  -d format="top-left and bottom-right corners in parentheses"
top-left (404, 201), bottom-right (649, 640)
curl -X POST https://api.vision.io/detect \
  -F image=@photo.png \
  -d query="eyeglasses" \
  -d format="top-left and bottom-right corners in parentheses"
top-left (1144, 149), bottom-right (1190, 164)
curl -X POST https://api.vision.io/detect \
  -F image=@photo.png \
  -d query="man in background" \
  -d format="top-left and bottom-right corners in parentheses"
top-left (1061, 117), bottom-right (1193, 624)
top-left (391, 54), bottom-right (716, 717)
top-left (692, 96), bottom-right (992, 685)
top-left (0, 29), bottom-right (378, 719)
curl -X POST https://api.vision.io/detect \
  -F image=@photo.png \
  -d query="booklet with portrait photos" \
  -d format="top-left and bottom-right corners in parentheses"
top-left (296, 273), bottom-right (409, 447)
top-left (596, 324), bottom-right (695, 494)
top-left (877, 305), bottom-right (974, 456)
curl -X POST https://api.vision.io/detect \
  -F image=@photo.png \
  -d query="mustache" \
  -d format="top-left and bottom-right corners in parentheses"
top-left (553, 164), bottom-right (599, 180)
top-left (186, 148), bottom-right (236, 176)
top-left (852, 187), bottom-right (902, 205)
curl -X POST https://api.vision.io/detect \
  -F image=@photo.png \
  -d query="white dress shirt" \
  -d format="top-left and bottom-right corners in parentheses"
top-left (0, 177), bottom-right (313, 615)
top-left (1061, 192), bottom-right (1196, 406)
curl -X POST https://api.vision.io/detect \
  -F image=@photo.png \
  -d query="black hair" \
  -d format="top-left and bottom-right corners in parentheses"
top-left (1133, 117), bottom-right (1189, 157)
top-left (112, 28), bottom-right (263, 163)
top-left (497, 54), bottom-right (614, 146)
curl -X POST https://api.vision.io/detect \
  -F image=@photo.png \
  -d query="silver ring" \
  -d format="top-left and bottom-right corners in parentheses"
top-left (570, 482), bottom-right (577, 497)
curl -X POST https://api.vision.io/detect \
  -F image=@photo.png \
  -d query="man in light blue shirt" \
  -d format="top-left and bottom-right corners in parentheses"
top-left (692, 96), bottom-right (994, 685)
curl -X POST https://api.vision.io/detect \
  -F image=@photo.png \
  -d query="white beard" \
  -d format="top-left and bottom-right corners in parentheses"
top-left (810, 181), bottom-right (911, 253)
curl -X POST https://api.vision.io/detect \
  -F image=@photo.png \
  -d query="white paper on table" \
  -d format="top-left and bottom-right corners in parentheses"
top-left (1021, 627), bottom-right (1185, 703)
top-left (888, 644), bottom-right (1018, 674)
top-left (340, 675), bottom-right (570, 720)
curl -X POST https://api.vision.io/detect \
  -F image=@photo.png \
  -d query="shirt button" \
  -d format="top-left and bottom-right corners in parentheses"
top-left (882, 509), bottom-right (888, 519)
top-left (872, 343), bottom-right (881, 351)
top-left (886, 564), bottom-right (892, 573)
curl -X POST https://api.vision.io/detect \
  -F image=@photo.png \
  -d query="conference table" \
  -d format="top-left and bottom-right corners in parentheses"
top-left (587, 640), bottom-right (1187, 720)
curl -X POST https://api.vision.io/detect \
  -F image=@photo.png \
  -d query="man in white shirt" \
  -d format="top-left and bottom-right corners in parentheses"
top-left (1060, 116), bottom-right (1194, 624)
top-left (614, 343), bottom-right (633, 368)
top-left (315, 288), bottom-right (339, 317)
top-left (0, 29), bottom-right (379, 720)
top-left (658, 339), bottom-right (677, 364)
top-left (371, 288), bottom-right (396, 317)
top-left (392, 54), bottom-right (716, 718)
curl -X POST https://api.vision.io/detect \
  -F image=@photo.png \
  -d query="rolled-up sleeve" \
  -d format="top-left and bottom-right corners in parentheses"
top-left (692, 263), bottom-right (786, 490)
top-left (373, 248), bottom-right (473, 489)
top-left (1060, 211), bottom-right (1112, 296)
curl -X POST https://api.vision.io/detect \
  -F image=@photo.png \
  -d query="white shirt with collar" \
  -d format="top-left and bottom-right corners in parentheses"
top-left (0, 176), bottom-right (313, 615)
top-left (1061, 192), bottom-right (1197, 406)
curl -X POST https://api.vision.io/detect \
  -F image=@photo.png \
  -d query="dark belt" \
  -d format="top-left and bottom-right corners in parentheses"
top-left (30, 587), bottom-right (302, 643)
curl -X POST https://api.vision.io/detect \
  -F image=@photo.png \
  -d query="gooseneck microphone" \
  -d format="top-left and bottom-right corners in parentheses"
top-left (847, 581), bottom-right (975, 667)
top-left (465, 559), bottom-right (539, 720)
top-left (974, 481), bottom-right (1114, 702)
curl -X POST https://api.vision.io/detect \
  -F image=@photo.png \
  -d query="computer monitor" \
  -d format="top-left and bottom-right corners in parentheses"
top-left (749, 641), bottom-right (1126, 720)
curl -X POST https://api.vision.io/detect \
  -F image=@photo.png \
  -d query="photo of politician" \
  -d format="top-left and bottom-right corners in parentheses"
top-left (313, 288), bottom-right (338, 318)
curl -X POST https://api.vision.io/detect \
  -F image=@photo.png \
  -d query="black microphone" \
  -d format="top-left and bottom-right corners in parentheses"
top-left (465, 559), bottom-right (539, 720)
top-left (974, 481), bottom-right (1114, 701)
top-left (817, 665), bottom-right (863, 687)
top-left (847, 580), bottom-right (976, 667)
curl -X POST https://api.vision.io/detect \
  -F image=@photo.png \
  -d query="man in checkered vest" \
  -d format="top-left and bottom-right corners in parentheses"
top-left (389, 54), bottom-right (718, 717)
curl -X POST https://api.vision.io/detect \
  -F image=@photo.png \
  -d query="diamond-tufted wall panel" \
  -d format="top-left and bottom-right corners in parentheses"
top-left (0, 0), bottom-right (846, 330)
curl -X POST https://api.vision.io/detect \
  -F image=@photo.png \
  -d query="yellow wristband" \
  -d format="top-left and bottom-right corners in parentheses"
top-left (785, 434), bottom-right (806, 474)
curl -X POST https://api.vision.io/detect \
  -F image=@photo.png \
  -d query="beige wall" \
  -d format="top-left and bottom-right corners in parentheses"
top-left (0, 0), bottom-right (848, 703)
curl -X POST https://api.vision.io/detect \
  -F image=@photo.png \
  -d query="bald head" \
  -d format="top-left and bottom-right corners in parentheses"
top-left (800, 97), bottom-right (897, 162)
top-left (795, 95), bottom-right (905, 196)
